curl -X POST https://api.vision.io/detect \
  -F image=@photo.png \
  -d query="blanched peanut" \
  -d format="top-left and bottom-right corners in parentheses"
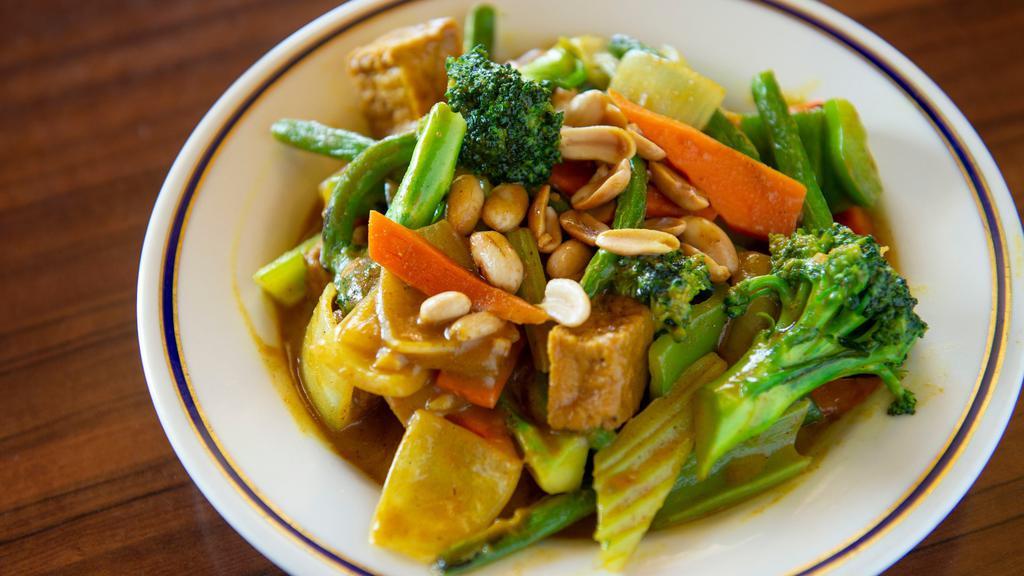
top-left (470, 231), bottom-right (524, 293)
top-left (448, 311), bottom-right (505, 341)
top-left (546, 240), bottom-right (593, 280)
top-left (564, 90), bottom-right (608, 127)
top-left (571, 158), bottom-right (631, 210)
top-left (418, 291), bottom-right (472, 325)
top-left (603, 103), bottom-right (629, 128)
top-left (586, 201), bottom-right (616, 224)
top-left (528, 185), bottom-right (561, 253)
top-left (643, 217), bottom-right (687, 236)
top-left (595, 228), bottom-right (680, 256)
top-left (559, 125), bottom-right (637, 165)
top-left (540, 279), bottom-right (591, 327)
top-left (559, 210), bottom-right (610, 246)
top-left (649, 161), bottom-right (709, 211)
top-left (682, 244), bottom-right (731, 283)
top-left (681, 216), bottom-right (739, 274)
top-left (482, 183), bottom-right (529, 232)
top-left (551, 87), bottom-right (578, 113)
top-left (627, 124), bottom-right (666, 161)
top-left (446, 174), bottom-right (486, 235)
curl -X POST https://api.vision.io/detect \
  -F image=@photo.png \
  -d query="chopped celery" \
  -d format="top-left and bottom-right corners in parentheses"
top-left (592, 353), bottom-right (726, 570)
top-left (501, 396), bottom-right (589, 494)
top-left (252, 235), bottom-right (318, 306)
top-left (506, 228), bottom-right (551, 372)
top-left (609, 51), bottom-right (725, 130)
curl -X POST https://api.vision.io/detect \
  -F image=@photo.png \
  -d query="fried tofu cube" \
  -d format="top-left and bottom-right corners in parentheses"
top-left (547, 296), bottom-right (655, 431)
top-left (347, 18), bottom-right (460, 137)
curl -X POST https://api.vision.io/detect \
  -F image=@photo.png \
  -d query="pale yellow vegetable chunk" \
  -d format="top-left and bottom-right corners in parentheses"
top-left (371, 410), bottom-right (522, 561)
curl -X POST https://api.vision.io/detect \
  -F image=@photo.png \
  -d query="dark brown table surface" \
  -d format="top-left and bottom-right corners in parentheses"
top-left (1, 0), bottom-right (1021, 574)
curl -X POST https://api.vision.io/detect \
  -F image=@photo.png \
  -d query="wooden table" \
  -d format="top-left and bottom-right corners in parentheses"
top-left (1, 0), bottom-right (1020, 573)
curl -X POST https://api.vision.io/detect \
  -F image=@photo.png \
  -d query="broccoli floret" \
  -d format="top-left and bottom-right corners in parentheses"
top-left (612, 251), bottom-right (712, 339)
top-left (445, 46), bottom-right (563, 187)
top-left (695, 224), bottom-right (926, 477)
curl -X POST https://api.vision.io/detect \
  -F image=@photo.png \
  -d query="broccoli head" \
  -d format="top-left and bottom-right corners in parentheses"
top-left (695, 224), bottom-right (926, 477)
top-left (612, 250), bottom-right (712, 340)
top-left (445, 46), bottom-right (563, 187)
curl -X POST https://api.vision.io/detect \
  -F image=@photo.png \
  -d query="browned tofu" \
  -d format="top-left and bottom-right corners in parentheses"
top-left (347, 18), bottom-right (460, 138)
top-left (546, 296), bottom-right (655, 431)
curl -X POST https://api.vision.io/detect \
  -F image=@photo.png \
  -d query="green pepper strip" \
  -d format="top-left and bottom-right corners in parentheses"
top-left (580, 156), bottom-right (648, 297)
top-left (434, 488), bottom-right (597, 575)
top-left (463, 3), bottom-right (496, 55)
top-left (320, 131), bottom-right (416, 274)
top-left (506, 228), bottom-right (551, 372)
top-left (704, 110), bottom-right (761, 161)
top-left (647, 285), bottom-right (729, 398)
top-left (751, 71), bottom-right (832, 230)
top-left (270, 119), bottom-right (375, 160)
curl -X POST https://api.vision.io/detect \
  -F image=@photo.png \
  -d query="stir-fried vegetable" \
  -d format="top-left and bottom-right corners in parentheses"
top-left (386, 102), bottom-right (467, 229)
top-left (252, 235), bottom-right (318, 306)
top-left (703, 110), bottom-right (761, 160)
top-left (463, 3), bottom-right (496, 54)
top-left (647, 285), bottom-right (728, 397)
top-left (751, 71), bottom-right (833, 230)
top-left (500, 395), bottom-right (589, 494)
top-left (270, 119), bottom-right (375, 160)
top-left (321, 130), bottom-right (416, 274)
top-left (519, 40), bottom-right (588, 89)
top-left (367, 211), bottom-right (548, 324)
top-left (609, 50), bottom-right (724, 130)
top-left (446, 46), bottom-right (563, 186)
top-left (824, 98), bottom-right (884, 207)
top-left (611, 91), bottom-right (807, 238)
top-left (695, 224), bottom-right (925, 477)
top-left (611, 250), bottom-right (712, 339)
top-left (593, 352), bottom-right (726, 570)
top-left (580, 156), bottom-right (648, 296)
top-left (506, 228), bottom-right (553, 371)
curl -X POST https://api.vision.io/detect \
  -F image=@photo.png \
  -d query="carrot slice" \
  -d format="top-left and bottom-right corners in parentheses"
top-left (645, 187), bottom-right (685, 218)
top-left (610, 91), bottom-right (807, 239)
top-left (436, 339), bottom-right (522, 409)
top-left (836, 206), bottom-right (875, 236)
top-left (550, 160), bottom-right (595, 195)
top-left (368, 211), bottom-right (547, 324)
top-left (446, 406), bottom-right (517, 456)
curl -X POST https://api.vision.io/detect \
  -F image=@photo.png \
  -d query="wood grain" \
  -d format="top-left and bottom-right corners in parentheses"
top-left (0, 0), bottom-right (1020, 574)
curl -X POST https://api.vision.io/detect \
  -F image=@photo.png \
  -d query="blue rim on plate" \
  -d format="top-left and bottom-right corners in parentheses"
top-left (157, 1), bottom-right (1011, 574)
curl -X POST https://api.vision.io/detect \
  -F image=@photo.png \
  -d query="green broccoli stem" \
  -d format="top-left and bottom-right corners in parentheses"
top-left (321, 131), bottom-right (416, 274)
top-left (694, 325), bottom-right (893, 479)
top-left (751, 71), bottom-right (833, 230)
top-left (270, 119), bottom-right (375, 160)
top-left (434, 488), bottom-right (596, 575)
top-left (580, 156), bottom-right (648, 297)
top-left (385, 102), bottom-right (467, 229)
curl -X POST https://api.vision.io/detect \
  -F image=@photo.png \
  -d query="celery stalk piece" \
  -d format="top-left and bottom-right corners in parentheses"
top-left (252, 235), bottom-right (318, 306)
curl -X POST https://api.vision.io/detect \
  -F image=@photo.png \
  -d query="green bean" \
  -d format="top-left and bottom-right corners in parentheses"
top-left (385, 102), bottom-right (467, 230)
top-left (321, 131), bottom-right (416, 274)
top-left (463, 3), bottom-right (496, 55)
top-left (270, 119), bottom-right (374, 160)
top-left (506, 228), bottom-right (551, 372)
top-left (751, 71), bottom-right (832, 230)
top-left (580, 156), bottom-right (648, 297)
top-left (704, 110), bottom-right (761, 161)
top-left (434, 489), bottom-right (596, 575)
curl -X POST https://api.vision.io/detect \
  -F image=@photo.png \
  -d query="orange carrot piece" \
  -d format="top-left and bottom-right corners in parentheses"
top-left (550, 160), bottom-right (595, 195)
top-left (645, 187), bottom-right (685, 218)
top-left (810, 376), bottom-right (881, 420)
top-left (610, 91), bottom-right (807, 239)
top-left (436, 339), bottom-right (522, 409)
top-left (446, 406), bottom-right (517, 455)
top-left (836, 206), bottom-right (875, 236)
top-left (367, 211), bottom-right (547, 324)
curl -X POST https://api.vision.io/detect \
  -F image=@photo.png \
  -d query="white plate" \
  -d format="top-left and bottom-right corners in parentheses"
top-left (137, 0), bottom-right (1024, 574)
